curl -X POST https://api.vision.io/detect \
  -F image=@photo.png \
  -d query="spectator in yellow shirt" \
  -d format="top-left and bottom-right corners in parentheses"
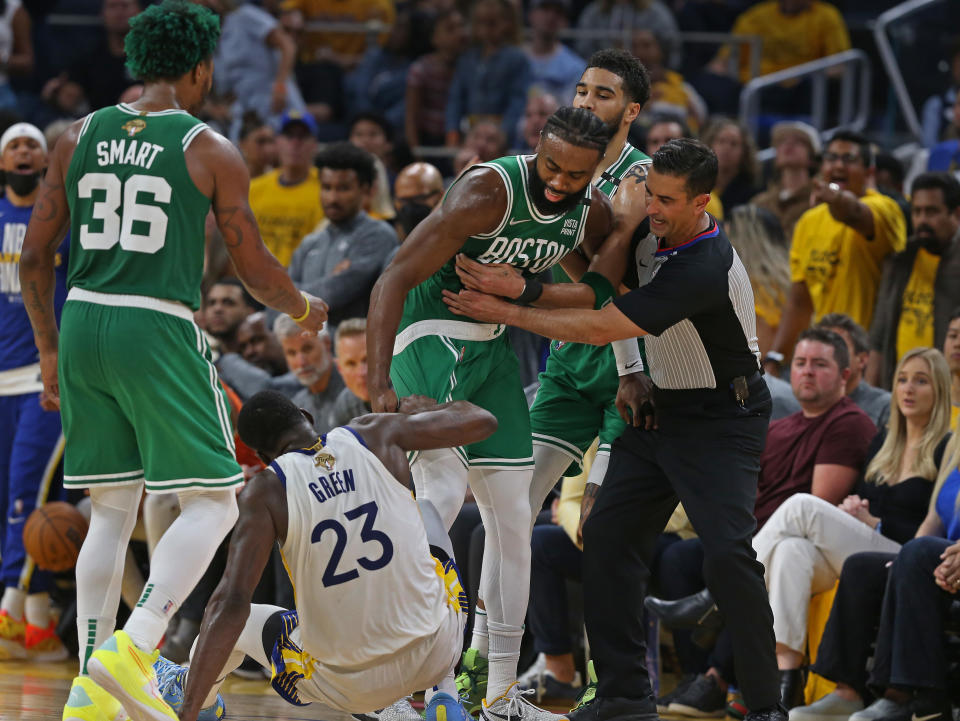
top-left (764, 130), bottom-right (906, 377)
top-left (248, 111), bottom-right (325, 267)
top-left (712, 0), bottom-right (851, 85)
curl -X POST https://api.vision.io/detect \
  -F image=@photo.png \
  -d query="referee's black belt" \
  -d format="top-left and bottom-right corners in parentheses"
top-left (654, 371), bottom-right (764, 410)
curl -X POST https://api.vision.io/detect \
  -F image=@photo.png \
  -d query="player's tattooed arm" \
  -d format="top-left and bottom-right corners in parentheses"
top-left (181, 471), bottom-right (286, 721)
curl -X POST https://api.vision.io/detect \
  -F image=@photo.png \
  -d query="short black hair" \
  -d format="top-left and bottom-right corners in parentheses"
top-left (948, 306), bottom-right (960, 325)
top-left (349, 111), bottom-right (393, 142)
top-left (238, 111), bottom-right (268, 142)
top-left (874, 151), bottom-right (904, 187)
top-left (208, 277), bottom-right (260, 310)
top-left (651, 138), bottom-right (717, 197)
top-left (912, 172), bottom-right (960, 211)
top-left (817, 312), bottom-right (869, 356)
top-left (315, 142), bottom-right (377, 187)
top-left (585, 48), bottom-right (651, 107)
top-left (827, 129), bottom-right (873, 167)
top-left (541, 106), bottom-right (613, 156)
top-left (238, 391), bottom-right (305, 456)
top-left (797, 327), bottom-right (850, 370)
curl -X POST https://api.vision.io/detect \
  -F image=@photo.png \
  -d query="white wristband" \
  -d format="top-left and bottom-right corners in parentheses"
top-left (612, 338), bottom-right (643, 375)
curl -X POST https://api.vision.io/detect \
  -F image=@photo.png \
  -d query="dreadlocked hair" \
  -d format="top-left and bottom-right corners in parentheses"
top-left (125, 0), bottom-right (220, 82)
top-left (542, 106), bottom-right (612, 156)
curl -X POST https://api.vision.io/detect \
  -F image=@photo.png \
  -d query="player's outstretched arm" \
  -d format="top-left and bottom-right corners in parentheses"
top-left (19, 120), bottom-right (80, 409)
top-left (180, 470), bottom-right (287, 721)
top-left (348, 397), bottom-right (498, 484)
top-left (187, 131), bottom-right (326, 331)
top-left (367, 169), bottom-right (507, 413)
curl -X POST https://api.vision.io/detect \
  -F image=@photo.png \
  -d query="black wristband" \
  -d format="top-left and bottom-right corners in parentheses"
top-left (515, 277), bottom-right (544, 305)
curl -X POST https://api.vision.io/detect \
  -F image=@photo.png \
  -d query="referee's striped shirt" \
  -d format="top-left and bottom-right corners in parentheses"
top-left (614, 216), bottom-right (761, 393)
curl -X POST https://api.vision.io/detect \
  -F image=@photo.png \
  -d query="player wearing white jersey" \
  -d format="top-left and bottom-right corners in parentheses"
top-left (175, 392), bottom-right (499, 721)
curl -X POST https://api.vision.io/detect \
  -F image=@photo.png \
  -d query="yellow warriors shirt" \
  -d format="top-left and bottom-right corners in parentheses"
top-left (790, 189), bottom-right (906, 330)
top-left (896, 248), bottom-right (940, 361)
top-left (719, 0), bottom-right (851, 83)
top-left (249, 168), bottom-right (324, 267)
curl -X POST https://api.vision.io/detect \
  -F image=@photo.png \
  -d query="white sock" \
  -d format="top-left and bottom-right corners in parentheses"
top-left (1, 587), bottom-right (26, 619)
top-left (24, 592), bottom-right (50, 628)
top-left (486, 621), bottom-right (524, 701)
top-left (125, 582), bottom-right (181, 653)
top-left (76, 484), bottom-right (143, 674)
top-left (120, 547), bottom-right (145, 611)
top-left (124, 489), bottom-right (238, 653)
top-left (425, 672), bottom-right (459, 705)
top-left (470, 607), bottom-right (489, 656)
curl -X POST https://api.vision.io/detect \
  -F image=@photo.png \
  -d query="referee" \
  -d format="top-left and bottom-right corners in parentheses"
top-left (443, 138), bottom-right (784, 721)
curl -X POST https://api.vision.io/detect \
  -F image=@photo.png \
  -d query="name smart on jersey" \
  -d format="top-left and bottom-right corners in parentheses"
top-left (476, 232), bottom-right (577, 274)
top-left (308, 467), bottom-right (357, 504)
top-left (95, 138), bottom-right (164, 170)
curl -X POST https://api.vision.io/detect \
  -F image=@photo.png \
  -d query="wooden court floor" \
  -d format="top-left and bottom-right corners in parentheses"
top-left (0, 660), bottom-right (588, 721)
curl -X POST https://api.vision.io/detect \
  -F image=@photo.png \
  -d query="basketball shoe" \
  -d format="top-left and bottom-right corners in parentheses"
top-left (87, 630), bottom-right (178, 721)
top-left (0, 609), bottom-right (26, 660)
top-left (62, 676), bottom-right (129, 721)
top-left (375, 697), bottom-right (423, 721)
top-left (154, 654), bottom-right (225, 721)
top-left (27, 619), bottom-right (69, 661)
top-left (425, 692), bottom-right (472, 721)
top-left (456, 648), bottom-right (488, 717)
top-left (481, 683), bottom-right (568, 721)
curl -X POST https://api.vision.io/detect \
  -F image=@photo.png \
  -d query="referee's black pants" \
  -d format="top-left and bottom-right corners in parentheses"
top-left (581, 388), bottom-right (780, 711)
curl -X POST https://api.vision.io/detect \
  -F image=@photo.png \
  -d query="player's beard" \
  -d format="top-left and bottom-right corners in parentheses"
top-left (527, 168), bottom-right (587, 217)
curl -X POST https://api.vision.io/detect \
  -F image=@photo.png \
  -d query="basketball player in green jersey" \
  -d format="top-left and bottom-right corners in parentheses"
top-left (367, 107), bottom-right (617, 721)
top-left (19, 3), bottom-right (326, 721)
top-left (447, 49), bottom-right (656, 702)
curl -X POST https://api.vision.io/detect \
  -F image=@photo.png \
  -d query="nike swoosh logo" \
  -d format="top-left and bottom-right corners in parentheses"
top-left (624, 361), bottom-right (641, 369)
top-left (912, 714), bottom-right (943, 721)
top-left (509, 218), bottom-right (530, 226)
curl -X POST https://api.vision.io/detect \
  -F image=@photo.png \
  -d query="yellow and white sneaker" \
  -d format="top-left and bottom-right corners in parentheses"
top-left (87, 631), bottom-right (178, 721)
top-left (27, 620), bottom-right (69, 661)
top-left (0, 609), bottom-right (27, 660)
top-left (62, 676), bottom-right (130, 721)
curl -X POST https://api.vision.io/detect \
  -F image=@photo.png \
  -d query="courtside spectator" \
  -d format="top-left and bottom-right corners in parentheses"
top-left (273, 314), bottom-right (344, 432)
top-left (702, 117), bottom-right (759, 211)
top-left (329, 318), bottom-right (370, 426)
top-left (404, 8), bottom-right (464, 148)
top-left (62, 0), bottom-right (138, 113)
top-left (202, 279), bottom-right (257, 355)
top-left (750, 121), bottom-right (821, 240)
top-left (452, 119), bottom-right (509, 175)
top-left (766, 130), bottom-right (906, 375)
top-left (819, 314), bottom-right (891, 430)
top-left (217, 314), bottom-right (301, 400)
top-left (445, 0), bottom-right (531, 148)
top-left (575, 0), bottom-right (679, 68)
top-left (632, 28), bottom-right (706, 133)
top-left (289, 143), bottom-right (397, 329)
top-left (348, 111), bottom-right (406, 220)
top-left (921, 40), bottom-right (960, 147)
top-left (248, 111), bottom-right (324, 267)
top-left (237, 112), bottom-right (277, 180)
top-left (524, 0), bottom-right (585, 103)
top-left (869, 173), bottom-right (960, 390)
top-left (643, 115), bottom-right (689, 156)
top-left (393, 161), bottom-right (444, 242)
top-left (348, 11), bottom-right (413, 133)
top-left (519, 91), bottom-right (560, 153)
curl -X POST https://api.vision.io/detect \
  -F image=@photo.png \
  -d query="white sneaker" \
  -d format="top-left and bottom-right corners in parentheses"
top-left (789, 693), bottom-right (864, 721)
top-left (849, 699), bottom-right (901, 721)
top-left (376, 698), bottom-right (422, 721)
top-left (517, 654), bottom-right (546, 688)
top-left (481, 684), bottom-right (567, 721)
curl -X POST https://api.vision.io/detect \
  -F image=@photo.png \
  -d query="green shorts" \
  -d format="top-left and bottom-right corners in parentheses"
top-left (390, 331), bottom-right (532, 470)
top-left (529, 342), bottom-right (625, 476)
top-left (59, 297), bottom-right (242, 494)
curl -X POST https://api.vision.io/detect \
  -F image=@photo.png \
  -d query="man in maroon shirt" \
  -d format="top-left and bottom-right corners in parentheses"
top-left (646, 328), bottom-right (877, 718)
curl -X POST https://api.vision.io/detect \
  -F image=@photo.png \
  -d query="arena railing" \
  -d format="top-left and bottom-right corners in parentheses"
top-left (873, 0), bottom-right (942, 144)
top-left (739, 49), bottom-right (872, 161)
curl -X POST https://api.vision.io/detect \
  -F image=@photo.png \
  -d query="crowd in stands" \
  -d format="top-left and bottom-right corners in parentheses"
top-left (4, 1), bottom-right (960, 721)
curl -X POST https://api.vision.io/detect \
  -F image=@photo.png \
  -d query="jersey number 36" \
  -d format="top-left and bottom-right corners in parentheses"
top-left (311, 501), bottom-right (394, 588)
top-left (77, 172), bottom-right (171, 254)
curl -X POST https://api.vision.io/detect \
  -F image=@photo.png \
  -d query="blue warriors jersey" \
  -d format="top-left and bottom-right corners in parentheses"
top-left (0, 196), bottom-right (70, 372)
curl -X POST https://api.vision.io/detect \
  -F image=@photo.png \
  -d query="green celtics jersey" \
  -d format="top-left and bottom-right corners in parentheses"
top-left (64, 104), bottom-right (213, 311)
top-left (399, 154), bottom-right (593, 335)
top-left (547, 142), bottom-right (651, 387)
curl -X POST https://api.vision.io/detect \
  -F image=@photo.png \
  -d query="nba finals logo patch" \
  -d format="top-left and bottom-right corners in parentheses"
top-left (122, 118), bottom-right (146, 137)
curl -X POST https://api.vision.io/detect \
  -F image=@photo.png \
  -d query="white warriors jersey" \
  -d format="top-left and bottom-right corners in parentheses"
top-left (270, 427), bottom-right (454, 669)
